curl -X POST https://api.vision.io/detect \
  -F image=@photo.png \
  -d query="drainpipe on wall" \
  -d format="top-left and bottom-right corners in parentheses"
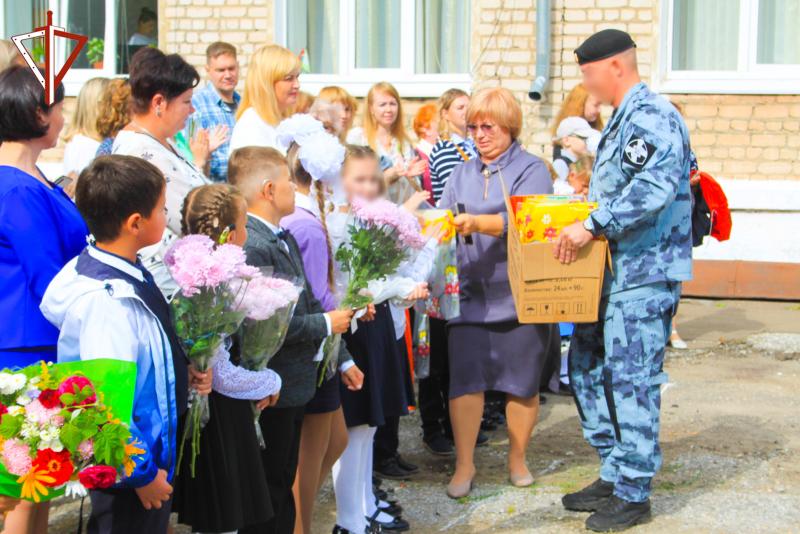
top-left (528, 0), bottom-right (551, 101)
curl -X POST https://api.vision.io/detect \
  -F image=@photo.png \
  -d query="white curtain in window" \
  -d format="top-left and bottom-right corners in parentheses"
top-left (672, 0), bottom-right (739, 71)
top-left (3, 0), bottom-right (48, 63)
top-left (287, 0), bottom-right (339, 73)
top-left (415, 0), bottom-right (470, 74)
top-left (61, 0), bottom-right (107, 69)
top-left (757, 0), bottom-right (800, 64)
top-left (355, 0), bottom-right (400, 69)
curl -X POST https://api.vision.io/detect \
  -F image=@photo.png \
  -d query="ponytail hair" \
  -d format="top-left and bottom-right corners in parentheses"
top-left (181, 184), bottom-right (246, 243)
top-left (287, 142), bottom-right (335, 287)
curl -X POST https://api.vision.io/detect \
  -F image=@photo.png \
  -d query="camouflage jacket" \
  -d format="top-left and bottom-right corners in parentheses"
top-left (586, 82), bottom-right (693, 295)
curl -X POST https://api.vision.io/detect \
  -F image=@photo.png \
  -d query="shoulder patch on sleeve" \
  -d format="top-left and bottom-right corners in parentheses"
top-left (622, 137), bottom-right (656, 170)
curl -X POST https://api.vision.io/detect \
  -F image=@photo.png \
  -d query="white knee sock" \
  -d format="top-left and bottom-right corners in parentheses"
top-left (333, 425), bottom-right (375, 532)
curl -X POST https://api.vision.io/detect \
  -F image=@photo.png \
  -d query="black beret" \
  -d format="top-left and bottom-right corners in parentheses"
top-left (575, 29), bottom-right (637, 65)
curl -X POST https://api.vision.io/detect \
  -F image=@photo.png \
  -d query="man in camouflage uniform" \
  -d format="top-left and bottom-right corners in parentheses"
top-left (553, 29), bottom-right (692, 532)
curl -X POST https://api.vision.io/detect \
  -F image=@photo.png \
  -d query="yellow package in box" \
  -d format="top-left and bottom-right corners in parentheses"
top-left (512, 195), bottom-right (598, 243)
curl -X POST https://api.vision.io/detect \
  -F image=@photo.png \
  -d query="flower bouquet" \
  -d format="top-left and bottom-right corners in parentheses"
top-left (411, 210), bottom-right (461, 378)
top-left (0, 359), bottom-right (140, 502)
top-left (235, 273), bottom-right (302, 448)
top-left (164, 235), bottom-right (258, 476)
top-left (321, 197), bottom-right (427, 383)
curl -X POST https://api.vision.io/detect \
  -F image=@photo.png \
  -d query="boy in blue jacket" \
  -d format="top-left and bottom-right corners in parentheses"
top-left (41, 156), bottom-right (210, 534)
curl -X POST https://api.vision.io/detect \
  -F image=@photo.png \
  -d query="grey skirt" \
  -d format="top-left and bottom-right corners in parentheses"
top-left (448, 321), bottom-right (559, 399)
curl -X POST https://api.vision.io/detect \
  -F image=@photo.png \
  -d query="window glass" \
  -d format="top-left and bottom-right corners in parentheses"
top-left (415, 0), bottom-right (470, 74)
top-left (355, 0), bottom-right (401, 69)
top-left (287, 0), bottom-right (339, 74)
top-left (671, 0), bottom-right (739, 71)
top-left (757, 0), bottom-right (800, 64)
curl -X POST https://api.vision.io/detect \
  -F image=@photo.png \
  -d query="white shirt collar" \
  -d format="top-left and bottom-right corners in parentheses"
top-left (294, 192), bottom-right (319, 218)
top-left (87, 245), bottom-right (144, 282)
top-left (248, 212), bottom-right (283, 235)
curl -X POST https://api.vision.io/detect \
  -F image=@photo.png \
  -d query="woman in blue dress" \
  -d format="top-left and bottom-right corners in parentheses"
top-left (0, 65), bottom-right (88, 533)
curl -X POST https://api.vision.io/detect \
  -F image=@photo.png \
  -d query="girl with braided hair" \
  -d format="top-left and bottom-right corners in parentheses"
top-left (172, 183), bottom-right (283, 534)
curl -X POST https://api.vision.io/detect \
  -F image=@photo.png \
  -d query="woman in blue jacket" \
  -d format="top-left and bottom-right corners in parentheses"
top-left (0, 64), bottom-right (88, 534)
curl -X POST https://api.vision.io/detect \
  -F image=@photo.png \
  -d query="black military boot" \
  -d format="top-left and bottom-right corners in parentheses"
top-left (585, 495), bottom-right (651, 532)
top-left (562, 478), bottom-right (615, 512)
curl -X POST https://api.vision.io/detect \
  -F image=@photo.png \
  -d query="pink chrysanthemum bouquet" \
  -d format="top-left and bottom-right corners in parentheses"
top-left (164, 235), bottom-right (259, 476)
top-left (336, 196), bottom-right (426, 310)
top-left (320, 197), bottom-right (426, 383)
top-left (234, 274), bottom-right (302, 448)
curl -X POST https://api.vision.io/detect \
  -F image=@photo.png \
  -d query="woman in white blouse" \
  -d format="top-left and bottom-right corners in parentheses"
top-left (346, 82), bottom-right (427, 205)
top-left (62, 77), bottom-right (109, 176)
top-left (112, 47), bottom-right (208, 294)
top-left (229, 44), bottom-right (300, 154)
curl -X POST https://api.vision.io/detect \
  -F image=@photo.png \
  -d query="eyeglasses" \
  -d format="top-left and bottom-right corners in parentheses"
top-left (466, 123), bottom-right (498, 134)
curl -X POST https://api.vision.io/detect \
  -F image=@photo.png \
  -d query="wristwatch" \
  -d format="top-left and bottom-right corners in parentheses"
top-left (583, 215), bottom-right (598, 237)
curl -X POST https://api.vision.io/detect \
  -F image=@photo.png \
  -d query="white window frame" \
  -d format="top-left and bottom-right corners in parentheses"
top-left (656, 0), bottom-right (800, 94)
top-left (1, 0), bottom-right (120, 97)
top-left (274, 0), bottom-right (471, 98)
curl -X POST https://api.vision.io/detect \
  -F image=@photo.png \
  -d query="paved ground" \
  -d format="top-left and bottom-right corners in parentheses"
top-left (30, 299), bottom-right (800, 533)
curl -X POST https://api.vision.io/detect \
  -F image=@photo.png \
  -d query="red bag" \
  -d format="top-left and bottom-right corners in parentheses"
top-left (692, 170), bottom-right (732, 242)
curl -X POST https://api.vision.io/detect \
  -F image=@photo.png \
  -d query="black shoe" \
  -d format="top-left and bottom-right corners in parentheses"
top-left (480, 418), bottom-right (498, 431)
top-left (332, 526), bottom-right (366, 534)
top-left (540, 394), bottom-right (548, 405)
top-left (423, 433), bottom-right (454, 456)
top-left (585, 495), bottom-right (651, 532)
top-left (375, 487), bottom-right (389, 501)
top-left (476, 430), bottom-right (489, 447)
top-left (379, 500), bottom-right (403, 516)
top-left (368, 514), bottom-right (409, 532)
top-left (394, 454), bottom-right (419, 474)
top-left (562, 478), bottom-right (615, 512)
top-left (374, 457), bottom-right (413, 480)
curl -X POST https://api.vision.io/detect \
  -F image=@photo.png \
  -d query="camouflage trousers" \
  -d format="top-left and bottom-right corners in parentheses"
top-left (568, 282), bottom-right (681, 503)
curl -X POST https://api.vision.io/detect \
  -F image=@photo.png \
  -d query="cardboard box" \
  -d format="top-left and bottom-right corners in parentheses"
top-left (507, 220), bottom-right (608, 324)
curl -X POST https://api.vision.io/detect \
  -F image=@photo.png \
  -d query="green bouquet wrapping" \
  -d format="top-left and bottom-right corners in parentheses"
top-left (0, 359), bottom-right (138, 502)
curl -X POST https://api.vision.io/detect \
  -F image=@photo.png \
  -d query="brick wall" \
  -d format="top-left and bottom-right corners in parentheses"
top-left (159, 0), bottom-right (274, 76)
top-left (471, 0), bottom-right (800, 180)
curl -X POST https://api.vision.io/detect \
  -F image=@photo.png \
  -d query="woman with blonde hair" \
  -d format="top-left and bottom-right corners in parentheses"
top-left (550, 83), bottom-right (603, 160)
top-left (230, 44), bottom-right (300, 153)
top-left (0, 39), bottom-right (24, 72)
top-left (346, 82), bottom-right (426, 205)
top-left (95, 78), bottom-right (132, 156)
top-left (62, 77), bottom-right (109, 175)
top-left (429, 88), bottom-right (476, 203)
top-left (318, 85), bottom-right (358, 142)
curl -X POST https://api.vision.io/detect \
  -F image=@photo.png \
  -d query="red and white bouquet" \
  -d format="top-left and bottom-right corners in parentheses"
top-left (0, 360), bottom-right (141, 502)
top-left (164, 235), bottom-right (259, 476)
top-left (235, 273), bottom-right (302, 447)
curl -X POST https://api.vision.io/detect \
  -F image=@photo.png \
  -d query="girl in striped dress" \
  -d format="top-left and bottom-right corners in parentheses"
top-left (430, 89), bottom-right (477, 205)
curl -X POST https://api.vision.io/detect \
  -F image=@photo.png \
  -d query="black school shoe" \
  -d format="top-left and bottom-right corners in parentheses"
top-left (368, 514), bottom-right (409, 532)
top-left (332, 525), bottom-right (380, 534)
top-left (585, 495), bottom-right (651, 532)
top-left (374, 457), bottom-right (414, 480)
top-left (476, 430), bottom-right (490, 447)
top-left (424, 433), bottom-right (455, 456)
top-left (395, 454), bottom-right (419, 474)
top-left (562, 478), bottom-right (615, 512)
top-left (379, 500), bottom-right (403, 516)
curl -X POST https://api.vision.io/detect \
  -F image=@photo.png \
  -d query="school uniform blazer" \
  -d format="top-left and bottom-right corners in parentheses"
top-left (243, 215), bottom-right (333, 408)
